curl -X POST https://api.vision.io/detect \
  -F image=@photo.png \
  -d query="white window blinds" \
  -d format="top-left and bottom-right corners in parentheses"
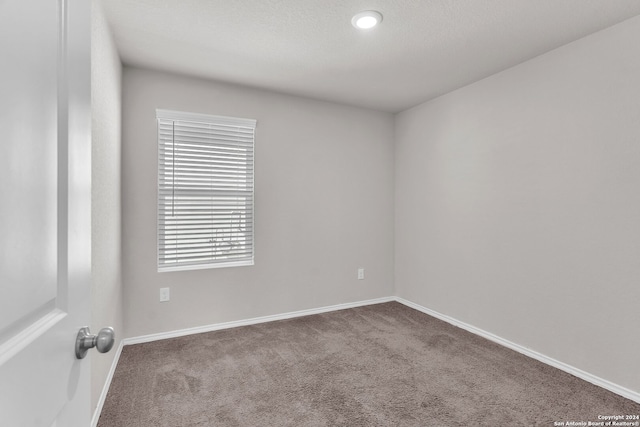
top-left (157, 109), bottom-right (256, 271)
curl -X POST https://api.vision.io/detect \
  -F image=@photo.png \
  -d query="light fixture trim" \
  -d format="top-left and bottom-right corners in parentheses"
top-left (352, 10), bottom-right (383, 29)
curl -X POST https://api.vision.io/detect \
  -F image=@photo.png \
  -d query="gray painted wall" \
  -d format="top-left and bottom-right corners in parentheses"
top-left (121, 67), bottom-right (395, 338)
top-left (395, 15), bottom-right (640, 393)
top-left (91, 1), bottom-right (123, 413)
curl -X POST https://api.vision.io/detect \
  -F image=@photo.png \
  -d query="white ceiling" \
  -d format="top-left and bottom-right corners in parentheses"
top-left (102, 0), bottom-right (640, 113)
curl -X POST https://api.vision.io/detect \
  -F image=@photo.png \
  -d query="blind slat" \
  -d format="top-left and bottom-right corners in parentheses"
top-left (159, 189), bottom-right (252, 198)
top-left (159, 159), bottom-right (254, 169)
top-left (159, 251), bottom-right (253, 262)
top-left (159, 239), bottom-right (253, 247)
top-left (159, 140), bottom-right (253, 153)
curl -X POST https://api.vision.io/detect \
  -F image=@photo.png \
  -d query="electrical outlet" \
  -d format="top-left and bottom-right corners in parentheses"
top-left (357, 268), bottom-right (365, 280)
top-left (159, 287), bottom-right (170, 302)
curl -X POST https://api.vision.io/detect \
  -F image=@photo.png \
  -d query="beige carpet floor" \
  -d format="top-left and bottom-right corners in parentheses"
top-left (98, 302), bottom-right (640, 426)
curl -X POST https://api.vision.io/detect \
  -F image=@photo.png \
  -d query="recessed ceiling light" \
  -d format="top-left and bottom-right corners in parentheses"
top-left (352, 10), bottom-right (383, 30)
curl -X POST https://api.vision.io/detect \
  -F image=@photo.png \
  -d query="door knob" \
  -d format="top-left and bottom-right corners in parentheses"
top-left (75, 326), bottom-right (115, 359)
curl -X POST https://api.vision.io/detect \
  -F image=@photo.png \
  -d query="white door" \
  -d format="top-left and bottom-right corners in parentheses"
top-left (0, 0), bottom-right (92, 426)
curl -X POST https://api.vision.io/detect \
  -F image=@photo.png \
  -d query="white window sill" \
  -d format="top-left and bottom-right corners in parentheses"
top-left (158, 259), bottom-right (254, 273)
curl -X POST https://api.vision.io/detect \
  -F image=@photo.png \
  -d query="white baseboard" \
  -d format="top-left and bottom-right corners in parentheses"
top-left (91, 339), bottom-right (125, 427)
top-left (123, 296), bottom-right (395, 346)
top-left (394, 296), bottom-right (640, 404)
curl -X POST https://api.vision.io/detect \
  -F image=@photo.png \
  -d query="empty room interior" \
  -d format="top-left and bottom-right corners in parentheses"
top-left (87, 1), bottom-right (640, 425)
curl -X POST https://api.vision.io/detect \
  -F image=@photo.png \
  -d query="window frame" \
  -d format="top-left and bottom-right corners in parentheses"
top-left (156, 109), bottom-right (256, 272)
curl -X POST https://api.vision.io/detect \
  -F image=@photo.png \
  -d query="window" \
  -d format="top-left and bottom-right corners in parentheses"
top-left (157, 109), bottom-right (256, 272)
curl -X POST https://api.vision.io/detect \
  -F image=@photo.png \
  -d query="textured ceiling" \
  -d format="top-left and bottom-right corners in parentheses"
top-left (102, 0), bottom-right (640, 112)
